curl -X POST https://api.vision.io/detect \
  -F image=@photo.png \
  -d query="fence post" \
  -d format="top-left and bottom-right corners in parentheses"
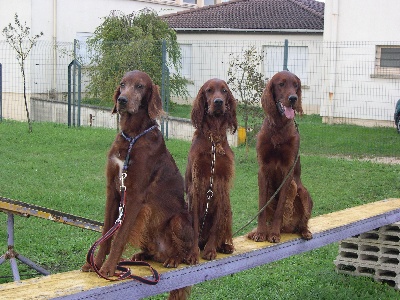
top-left (77, 60), bottom-right (81, 127)
top-left (73, 41), bottom-right (76, 126)
top-left (67, 57), bottom-right (82, 128)
top-left (0, 63), bottom-right (2, 122)
top-left (67, 62), bottom-right (71, 127)
top-left (283, 39), bottom-right (289, 71)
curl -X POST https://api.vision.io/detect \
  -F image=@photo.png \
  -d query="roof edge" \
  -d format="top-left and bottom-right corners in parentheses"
top-left (161, 0), bottom-right (246, 18)
top-left (173, 28), bottom-right (324, 33)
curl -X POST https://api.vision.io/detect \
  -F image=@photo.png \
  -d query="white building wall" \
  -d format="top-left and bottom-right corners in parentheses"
top-left (0, 0), bottom-right (194, 121)
top-left (0, 0), bottom-right (193, 43)
top-left (321, 0), bottom-right (400, 125)
top-left (174, 33), bottom-right (323, 114)
top-left (324, 0), bottom-right (400, 42)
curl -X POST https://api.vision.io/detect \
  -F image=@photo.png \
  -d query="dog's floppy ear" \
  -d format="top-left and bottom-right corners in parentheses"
top-left (112, 84), bottom-right (120, 114)
top-left (191, 85), bottom-right (207, 130)
top-left (261, 79), bottom-right (275, 116)
top-left (295, 74), bottom-right (303, 115)
top-left (225, 85), bottom-right (238, 134)
top-left (148, 84), bottom-right (165, 120)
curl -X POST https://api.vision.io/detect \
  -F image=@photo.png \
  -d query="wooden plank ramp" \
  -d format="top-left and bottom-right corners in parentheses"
top-left (0, 197), bottom-right (103, 232)
top-left (1, 198), bottom-right (400, 300)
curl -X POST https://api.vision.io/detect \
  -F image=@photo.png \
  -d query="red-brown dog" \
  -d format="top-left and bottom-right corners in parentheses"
top-left (185, 78), bottom-right (237, 260)
top-left (82, 71), bottom-right (197, 279)
top-left (248, 70), bottom-right (313, 243)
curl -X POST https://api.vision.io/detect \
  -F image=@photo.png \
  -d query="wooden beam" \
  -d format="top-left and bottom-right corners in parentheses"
top-left (0, 198), bottom-right (399, 300)
top-left (0, 197), bottom-right (103, 232)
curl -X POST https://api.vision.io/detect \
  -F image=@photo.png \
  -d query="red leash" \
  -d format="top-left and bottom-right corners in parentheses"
top-left (86, 126), bottom-right (160, 284)
top-left (86, 189), bottom-right (159, 284)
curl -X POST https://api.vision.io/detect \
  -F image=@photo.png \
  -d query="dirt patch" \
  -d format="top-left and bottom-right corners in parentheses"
top-left (327, 155), bottom-right (400, 165)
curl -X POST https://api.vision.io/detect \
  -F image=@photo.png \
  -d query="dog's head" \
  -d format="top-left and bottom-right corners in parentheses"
top-left (191, 78), bottom-right (237, 134)
top-left (262, 71), bottom-right (303, 121)
top-left (112, 70), bottom-right (164, 120)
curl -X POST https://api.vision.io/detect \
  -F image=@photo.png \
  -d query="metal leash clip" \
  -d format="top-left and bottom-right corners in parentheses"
top-left (116, 205), bottom-right (125, 224)
top-left (206, 188), bottom-right (213, 200)
top-left (120, 172), bottom-right (127, 191)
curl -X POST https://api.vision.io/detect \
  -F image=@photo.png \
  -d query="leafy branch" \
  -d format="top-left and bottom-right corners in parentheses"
top-left (84, 9), bottom-right (189, 107)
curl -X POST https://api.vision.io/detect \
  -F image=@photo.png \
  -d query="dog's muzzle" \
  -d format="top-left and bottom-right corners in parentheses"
top-left (212, 98), bottom-right (224, 115)
top-left (117, 96), bottom-right (128, 112)
top-left (214, 98), bottom-right (223, 107)
top-left (289, 95), bottom-right (298, 106)
top-left (118, 96), bottom-right (128, 105)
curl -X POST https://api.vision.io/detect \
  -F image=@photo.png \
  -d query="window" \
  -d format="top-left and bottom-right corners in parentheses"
top-left (170, 44), bottom-right (192, 79)
top-left (180, 44), bottom-right (192, 79)
top-left (374, 45), bottom-right (400, 77)
top-left (263, 45), bottom-right (308, 84)
top-left (381, 48), bottom-right (400, 68)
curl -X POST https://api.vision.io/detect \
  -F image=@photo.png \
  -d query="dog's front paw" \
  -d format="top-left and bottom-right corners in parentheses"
top-left (132, 252), bottom-right (147, 261)
top-left (248, 230), bottom-right (267, 242)
top-left (218, 243), bottom-right (234, 254)
top-left (301, 230), bottom-right (313, 240)
top-left (99, 261), bottom-right (116, 278)
top-left (267, 232), bottom-right (281, 243)
top-left (163, 257), bottom-right (181, 268)
top-left (82, 255), bottom-right (105, 272)
top-left (81, 262), bottom-right (93, 272)
top-left (185, 248), bottom-right (200, 265)
top-left (202, 248), bottom-right (217, 260)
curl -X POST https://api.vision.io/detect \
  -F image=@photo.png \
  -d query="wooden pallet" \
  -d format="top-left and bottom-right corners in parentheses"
top-left (0, 198), bottom-right (400, 300)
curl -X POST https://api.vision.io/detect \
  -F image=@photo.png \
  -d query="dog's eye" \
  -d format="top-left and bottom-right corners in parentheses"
top-left (120, 83), bottom-right (125, 88)
top-left (136, 84), bottom-right (143, 89)
top-left (222, 88), bottom-right (227, 93)
top-left (279, 82), bottom-right (285, 87)
top-left (206, 88), bottom-right (212, 93)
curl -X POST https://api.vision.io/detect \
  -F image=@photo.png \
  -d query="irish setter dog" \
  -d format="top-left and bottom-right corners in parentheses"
top-left (185, 78), bottom-right (237, 260)
top-left (248, 70), bottom-right (313, 243)
top-left (82, 71), bottom-right (197, 280)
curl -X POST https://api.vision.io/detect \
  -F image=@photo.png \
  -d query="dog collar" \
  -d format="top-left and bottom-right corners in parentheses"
top-left (120, 125), bottom-right (158, 172)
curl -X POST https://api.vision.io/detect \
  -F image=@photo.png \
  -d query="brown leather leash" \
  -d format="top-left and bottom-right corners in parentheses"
top-left (86, 125), bottom-right (160, 284)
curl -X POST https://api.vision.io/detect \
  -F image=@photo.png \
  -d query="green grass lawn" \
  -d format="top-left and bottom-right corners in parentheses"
top-left (0, 119), bottom-right (399, 299)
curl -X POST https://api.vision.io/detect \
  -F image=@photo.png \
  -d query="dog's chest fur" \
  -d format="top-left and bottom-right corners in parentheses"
top-left (110, 154), bottom-right (125, 178)
top-left (265, 118), bottom-right (298, 148)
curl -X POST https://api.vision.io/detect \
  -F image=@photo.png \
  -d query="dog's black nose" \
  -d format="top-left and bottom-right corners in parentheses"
top-left (118, 96), bottom-right (127, 105)
top-left (288, 95), bottom-right (297, 104)
top-left (214, 98), bottom-right (223, 106)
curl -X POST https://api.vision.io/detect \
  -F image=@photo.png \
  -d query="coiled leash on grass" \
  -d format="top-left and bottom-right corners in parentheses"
top-left (232, 120), bottom-right (300, 237)
top-left (86, 125), bottom-right (159, 284)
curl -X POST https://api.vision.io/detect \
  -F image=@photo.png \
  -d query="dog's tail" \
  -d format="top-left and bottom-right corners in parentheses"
top-left (168, 286), bottom-right (192, 300)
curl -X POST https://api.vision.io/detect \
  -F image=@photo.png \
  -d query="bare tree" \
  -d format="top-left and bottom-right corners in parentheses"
top-left (2, 13), bottom-right (43, 132)
top-left (227, 46), bottom-right (265, 152)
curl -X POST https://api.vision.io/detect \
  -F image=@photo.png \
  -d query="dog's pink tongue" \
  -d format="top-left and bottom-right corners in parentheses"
top-left (284, 106), bottom-right (295, 119)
